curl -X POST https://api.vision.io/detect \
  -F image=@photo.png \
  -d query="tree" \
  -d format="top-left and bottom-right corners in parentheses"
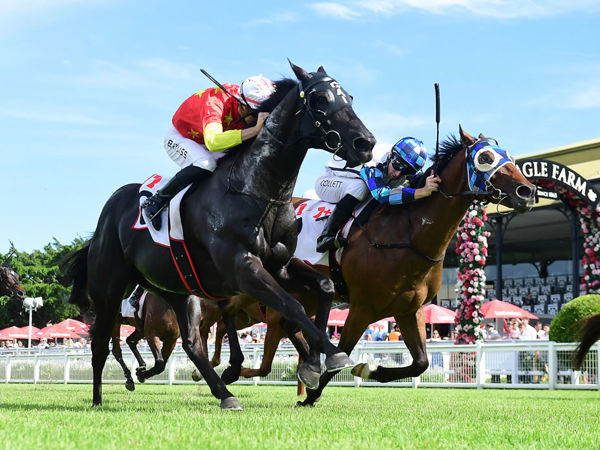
top-left (0, 238), bottom-right (87, 329)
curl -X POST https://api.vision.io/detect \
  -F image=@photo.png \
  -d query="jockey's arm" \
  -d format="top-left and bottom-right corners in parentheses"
top-left (359, 166), bottom-right (415, 205)
top-left (203, 111), bottom-right (270, 152)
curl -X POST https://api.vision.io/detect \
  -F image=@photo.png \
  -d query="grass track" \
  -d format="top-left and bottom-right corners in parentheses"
top-left (0, 384), bottom-right (599, 449)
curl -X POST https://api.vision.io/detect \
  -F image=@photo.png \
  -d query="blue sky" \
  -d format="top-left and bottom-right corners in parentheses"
top-left (1, 0), bottom-right (599, 254)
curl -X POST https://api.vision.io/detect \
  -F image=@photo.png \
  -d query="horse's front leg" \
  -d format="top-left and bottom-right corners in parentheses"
top-left (352, 309), bottom-right (429, 383)
top-left (169, 294), bottom-right (242, 410)
top-left (298, 303), bottom-right (373, 407)
top-left (275, 257), bottom-right (339, 389)
top-left (219, 300), bottom-right (245, 385)
top-left (234, 254), bottom-right (353, 390)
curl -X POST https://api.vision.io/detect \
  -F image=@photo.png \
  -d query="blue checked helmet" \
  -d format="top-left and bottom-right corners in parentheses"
top-left (390, 137), bottom-right (428, 175)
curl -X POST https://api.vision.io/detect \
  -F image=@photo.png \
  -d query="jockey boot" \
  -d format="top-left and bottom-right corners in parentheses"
top-left (316, 194), bottom-right (360, 253)
top-left (128, 285), bottom-right (146, 331)
top-left (142, 165), bottom-right (211, 230)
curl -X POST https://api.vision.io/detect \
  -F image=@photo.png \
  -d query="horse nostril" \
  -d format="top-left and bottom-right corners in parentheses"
top-left (353, 136), bottom-right (375, 153)
top-left (516, 184), bottom-right (534, 200)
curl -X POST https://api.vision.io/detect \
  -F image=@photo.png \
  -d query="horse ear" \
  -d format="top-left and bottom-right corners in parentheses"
top-left (317, 66), bottom-right (326, 74)
top-left (459, 125), bottom-right (475, 146)
top-left (288, 60), bottom-right (310, 82)
top-left (478, 133), bottom-right (487, 139)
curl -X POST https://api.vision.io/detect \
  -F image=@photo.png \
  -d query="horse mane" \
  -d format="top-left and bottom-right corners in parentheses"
top-left (257, 78), bottom-right (298, 113)
top-left (410, 134), bottom-right (462, 188)
top-left (216, 78), bottom-right (299, 167)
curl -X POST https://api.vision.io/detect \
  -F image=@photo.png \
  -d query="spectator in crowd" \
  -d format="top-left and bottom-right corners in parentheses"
top-left (538, 324), bottom-right (549, 340)
top-left (388, 324), bottom-right (401, 341)
top-left (503, 319), bottom-right (521, 339)
top-left (38, 337), bottom-right (49, 349)
top-left (0, 341), bottom-right (6, 349)
top-left (518, 318), bottom-right (537, 340)
top-left (428, 329), bottom-right (442, 342)
top-left (485, 324), bottom-right (501, 340)
top-left (374, 328), bottom-right (388, 341)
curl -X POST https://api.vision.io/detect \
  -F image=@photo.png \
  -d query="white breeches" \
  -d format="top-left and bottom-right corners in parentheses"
top-left (164, 125), bottom-right (227, 172)
top-left (314, 170), bottom-right (369, 203)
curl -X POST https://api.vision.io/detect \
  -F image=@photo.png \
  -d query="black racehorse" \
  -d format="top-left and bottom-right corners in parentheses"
top-left (61, 62), bottom-right (375, 409)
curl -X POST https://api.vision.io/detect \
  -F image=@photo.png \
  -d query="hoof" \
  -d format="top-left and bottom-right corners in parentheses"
top-left (220, 396), bottom-right (243, 411)
top-left (191, 370), bottom-right (202, 382)
top-left (125, 380), bottom-right (135, 391)
top-left (351, 363), bottom-right (374, 379)
top-left (325, 352), bottom-right (354, 372)
top-left (297, 363), bottom-right (320, 390)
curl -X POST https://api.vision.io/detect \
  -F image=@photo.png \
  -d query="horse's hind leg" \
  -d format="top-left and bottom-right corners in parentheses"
top-left (111, 320), bottom-right (135, 391)
top-left (90, 303), bottom-right (121, 406)
top-left (136, 336), bottom-right (170, 381)
top-left (170, 295), bottom-right (242, 410)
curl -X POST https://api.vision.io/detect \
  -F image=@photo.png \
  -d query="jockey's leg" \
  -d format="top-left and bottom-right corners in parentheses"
top-left (142, 165), bottom-right (211, 230)
top-left (316, 194), bottom-right (360, 253)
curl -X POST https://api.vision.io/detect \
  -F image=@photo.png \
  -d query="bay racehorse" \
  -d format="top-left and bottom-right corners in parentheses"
top-left (0, 263), bottom-right (26, 301)
top-left (61, 62), bottom-right (375, 409)
top-left (199, 128), bottom-right (536, 406)
top-left (109, 292), bottom-right (181, 391)
top-left (574, 313), bottom-right (600, 369)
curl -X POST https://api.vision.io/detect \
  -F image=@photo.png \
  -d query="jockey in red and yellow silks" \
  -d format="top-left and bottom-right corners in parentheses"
top-left (172, 84), bottom-right (246, 152)
top-left (142, 75), bottom-right (275, 230)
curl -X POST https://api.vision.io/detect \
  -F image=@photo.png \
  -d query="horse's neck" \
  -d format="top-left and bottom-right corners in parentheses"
top-left (231, 94), bottom-right (307, 202)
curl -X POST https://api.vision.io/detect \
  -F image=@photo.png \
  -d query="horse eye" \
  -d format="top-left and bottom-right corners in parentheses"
top-left (310, 91), bottom-right (334, 111)
top-left (478, 152), bottom-right (494, 166)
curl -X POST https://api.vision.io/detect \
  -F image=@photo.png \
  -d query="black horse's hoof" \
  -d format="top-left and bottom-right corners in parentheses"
top-left (220, 396), bottom-right (243, 411)
top-left (351, 363), bottom-right (373, 379)
top-left (325, 352), bottom-right (354, 372)
top-left (297, 363), bottom-right (320, 390)
top-left (125, 380), bottom-right (135, 391)
top-left (191, 370), bottom-right (202, 382)
top-left (295, 400), bottom-right (315, 408)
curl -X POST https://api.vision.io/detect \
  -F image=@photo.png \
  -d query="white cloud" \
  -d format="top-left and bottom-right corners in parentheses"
top-left (564, 86), bottom-right (600, 109)
top-left (310, 2), bottom-right (361, 19)
top-left (310, 0), bottom-right (600, 20)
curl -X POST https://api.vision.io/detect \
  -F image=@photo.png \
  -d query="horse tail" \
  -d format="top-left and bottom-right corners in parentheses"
top-left (573, 313), bottom-right (600, 369)
top-left (60, 242), bottom-right (91, 310)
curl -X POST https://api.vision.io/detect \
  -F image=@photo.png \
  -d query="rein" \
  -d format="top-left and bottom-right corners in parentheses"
top-left (354, 213), bottom-right (444, 263)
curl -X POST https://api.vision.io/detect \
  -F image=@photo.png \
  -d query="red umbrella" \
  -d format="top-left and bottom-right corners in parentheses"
top-left (37, 322), bottom-right (86, 339)
top-left (0, 326), bottom-right (29, 340)
top-left (327, 308), bottom-right (349, 327)
top-left (18, 326), bottom-right (41, 340)
top-left (423, 304), bottom-right (457, 324)
top-left (480, 299), bottom-right (538, 320)
top-left (55, 318), bottom-right (89, 334)
top-left (120, 324), bottom-right (136, 339)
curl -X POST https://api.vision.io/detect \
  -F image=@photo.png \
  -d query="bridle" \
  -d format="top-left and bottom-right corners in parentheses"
top-left (437, 138), bottom-right (514, 205)
top-left (295, 74), bottom-right (353, 153)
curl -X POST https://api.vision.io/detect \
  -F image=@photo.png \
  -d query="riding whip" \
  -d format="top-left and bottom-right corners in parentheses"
top-left (434, 82), bottom-right (440, 176)
top-left (199, 68), bottom-right (255, 128)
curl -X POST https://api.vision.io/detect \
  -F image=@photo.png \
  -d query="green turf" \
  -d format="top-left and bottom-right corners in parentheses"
top-left (0, 384), bottom-right (598, 449)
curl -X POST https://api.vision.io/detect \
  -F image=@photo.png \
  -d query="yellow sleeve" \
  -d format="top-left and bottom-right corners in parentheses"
top-left (203, 122), bottom-right (243, 152)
